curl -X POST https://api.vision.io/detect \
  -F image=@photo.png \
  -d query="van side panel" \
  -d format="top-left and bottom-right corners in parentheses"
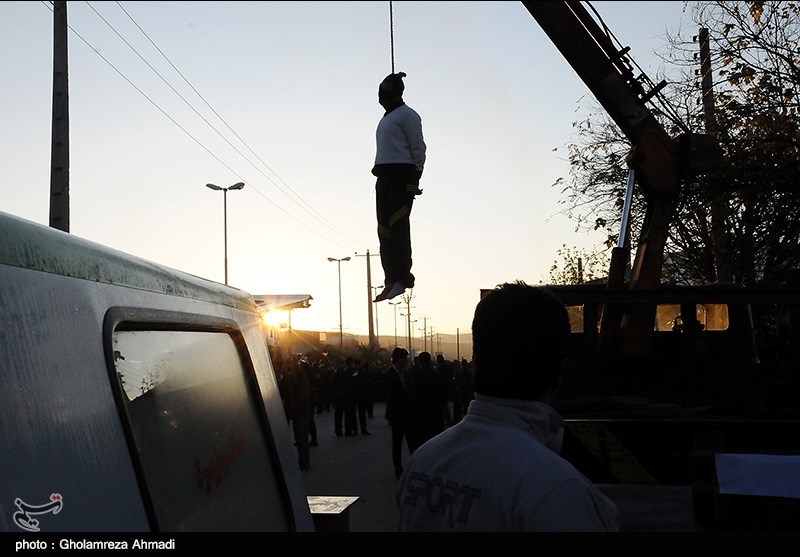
top-left (0, 211), bottom-right (314, 532)
top-left (1, 266), bottom-right (150, 531)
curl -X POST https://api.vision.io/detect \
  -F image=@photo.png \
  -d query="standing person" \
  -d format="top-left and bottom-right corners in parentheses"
top-left (436, 354), bottom-right (455, 425)
top-left (396, 281), bottom-right (619, 531)
top-left (411, 351), bottom-right (447, 446)
top-left (318, 359), bottom-right (333, 413)
top-left (372, 71), bottom-right (427, 303)
top-left (452, 358), bottom-right (474, 424)
top-left (384, 347), bottom-right (419, 479)
top-left (299, 357), bottom-right (319, 447)
top-left (284, 359), bottom-right (312, 471)
top-left (331, 358), bottom-right (348, 437)
top-left (354, 360), bottom-right (372, 435)
top-left (343, 357), bottom-right (359, 437)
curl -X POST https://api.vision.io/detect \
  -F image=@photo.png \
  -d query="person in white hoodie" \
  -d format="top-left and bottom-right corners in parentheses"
top-left (372, 72), bottom-right (426, 303)
top-left (396, 281), bottom-right (619, 532)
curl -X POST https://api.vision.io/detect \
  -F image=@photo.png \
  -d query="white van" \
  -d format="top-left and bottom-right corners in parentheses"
top-left (0, 210), bottom-right (314, 532)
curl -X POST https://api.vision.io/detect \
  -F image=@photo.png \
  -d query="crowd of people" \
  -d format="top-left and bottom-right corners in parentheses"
top-left (269, 281), bottom-right (620, 532)
top-left (269, 344), bottom-right (474, 475)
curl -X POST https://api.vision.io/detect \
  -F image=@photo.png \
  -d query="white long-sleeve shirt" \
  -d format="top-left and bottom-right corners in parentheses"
top-left (374, 104), bottom-right (426, 172)
top-left (396, 394), bottom-right (620, 532)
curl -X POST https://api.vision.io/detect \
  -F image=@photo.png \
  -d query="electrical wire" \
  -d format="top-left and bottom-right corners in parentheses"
top-left (43, 0), bottom-right (370, 251)
top-left (584, 0), bottom-right (690, 134)
top-left (111, 1), bottom-right (366, 249)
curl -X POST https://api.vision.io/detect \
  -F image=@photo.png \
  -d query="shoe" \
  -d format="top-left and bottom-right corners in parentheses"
top-left (335, 431), bottom-right (342, 437)
top-left (361, 431), bottom-right (371, 435)
top-left (385, 281), bottom-right (406, 300)
top-left (373, 284), bottom-right (391, 302)
top-left (345, 432), bottom-right (356, 437)
top-left (310, 440), bottom-right (319, 447)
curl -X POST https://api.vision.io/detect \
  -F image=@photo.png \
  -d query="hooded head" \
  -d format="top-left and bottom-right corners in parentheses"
top-left (379, 72), bottom-right (406, 104)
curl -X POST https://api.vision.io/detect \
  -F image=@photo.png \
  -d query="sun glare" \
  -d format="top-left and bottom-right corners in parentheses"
top-left (261, 310), bottom-right (287, 328)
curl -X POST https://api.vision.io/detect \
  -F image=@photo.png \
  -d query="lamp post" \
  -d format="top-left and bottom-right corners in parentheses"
top-left (388, 300), bottom-right (401, 347)
top-left (328, 256), bottom-right (351, 352)
top-left (409, 319), bottom-right (418, 355)
top-left (206, 182), bottom-right (245, 285)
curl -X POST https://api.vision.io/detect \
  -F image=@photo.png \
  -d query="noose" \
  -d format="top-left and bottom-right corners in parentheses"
top-left (389, 1), bottom-right (395, 73)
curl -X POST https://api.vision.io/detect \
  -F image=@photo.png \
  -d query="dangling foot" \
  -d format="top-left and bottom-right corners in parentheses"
top-left (373, 284), bottom-right (392, 302)
top-left (385, 281), bottom-right (406, 300)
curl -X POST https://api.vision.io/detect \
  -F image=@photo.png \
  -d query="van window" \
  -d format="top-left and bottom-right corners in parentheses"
top-left (111, 329), bottom-right (290, 531)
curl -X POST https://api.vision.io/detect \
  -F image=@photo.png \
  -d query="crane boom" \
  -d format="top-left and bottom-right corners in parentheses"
top-left (523, 1), bottom-right (722, 356)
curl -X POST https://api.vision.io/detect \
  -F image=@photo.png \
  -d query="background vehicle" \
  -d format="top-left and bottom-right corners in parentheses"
top-left (518, 1), bottom-right (800, 531)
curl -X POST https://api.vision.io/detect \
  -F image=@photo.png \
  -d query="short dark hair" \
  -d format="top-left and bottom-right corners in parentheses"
top-left (472, 281), bottom-right (569, 400)
top-left (392, 347), bottom-right (409, 362)
top-left (418, 351), bottom-right (432, 366)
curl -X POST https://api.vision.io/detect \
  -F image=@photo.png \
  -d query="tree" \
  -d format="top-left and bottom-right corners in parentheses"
top-left (547, 244), bottom-right (610, 285)
top-left (555, 1), bottom-right (800, 288)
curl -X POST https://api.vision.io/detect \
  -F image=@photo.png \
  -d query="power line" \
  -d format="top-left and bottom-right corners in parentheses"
top-left (113, 1), bottom-right (365, 248)
top-left (48, 0), bottom-right (369, 251)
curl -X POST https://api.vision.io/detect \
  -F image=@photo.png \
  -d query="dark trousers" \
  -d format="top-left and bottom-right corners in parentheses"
top-left (344, 401), bottom-right (358, 434)
top-left (357, 400), bottom-right (369, 433)
top-left (292, 418), bottom-right (310, 469)
top-left (334, 402), bottom-right (345, 435)
top-left (309, 414), bottom-right (317, 443)
top-left (376, 176), bottom-right (416, 289)
top-left (389, 419), bottom-right (418, 473)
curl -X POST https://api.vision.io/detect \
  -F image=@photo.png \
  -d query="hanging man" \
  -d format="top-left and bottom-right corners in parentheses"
top-left (372, 71), bottom-right (427, 302)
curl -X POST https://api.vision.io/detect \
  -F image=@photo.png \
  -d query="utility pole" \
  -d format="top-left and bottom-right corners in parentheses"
top-left (421, 317), bottom-right (428, 352)
top-left (50, 1), bottom-right (70, 232)
top-left (401, 291), bottom-right (414, 354)
top-left (328, 256), bottom-right (351, 352)
top-left (698, 27), bottom-right (732, 283)
top-left (355, 250), bottom-right (380, 351)
top-left (371, 285), bottom-right (382, 347)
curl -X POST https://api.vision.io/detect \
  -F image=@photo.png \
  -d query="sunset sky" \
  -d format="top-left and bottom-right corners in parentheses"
top-left (1, 1), bottom-right (693, 339)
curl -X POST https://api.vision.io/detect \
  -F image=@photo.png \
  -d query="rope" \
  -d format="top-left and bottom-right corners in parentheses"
top-left (389, 1), bottom-right (395, 73)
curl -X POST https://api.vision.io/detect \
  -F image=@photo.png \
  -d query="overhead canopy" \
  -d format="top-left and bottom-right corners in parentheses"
top-left (253, 294), bottom-right (313, 312)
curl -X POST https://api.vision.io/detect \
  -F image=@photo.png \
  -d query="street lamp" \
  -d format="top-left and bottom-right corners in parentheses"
top-left (409, 319), bottom-right (418, 355)
top-left (328, 256), bottom-right (351, 352)
top-left (388, 300), bottom-right (401, 347)
top-left (206, 182), bottom-right (245, 285)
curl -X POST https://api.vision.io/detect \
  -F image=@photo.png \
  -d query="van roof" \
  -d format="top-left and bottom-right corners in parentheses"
top-left (0, 210), bottom-right (255, 310)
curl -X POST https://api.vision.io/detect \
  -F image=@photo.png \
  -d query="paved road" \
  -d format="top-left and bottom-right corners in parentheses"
top-left (299, 401), bottom-right (410, 533)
